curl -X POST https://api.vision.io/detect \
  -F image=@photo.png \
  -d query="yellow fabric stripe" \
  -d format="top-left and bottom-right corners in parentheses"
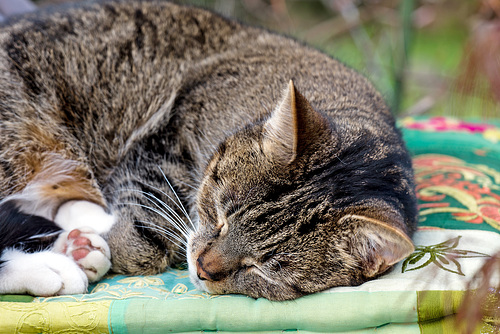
top-left (417, 291), bottom-right (470, 334)
top-left (417, 290), bottom-right (464, 322)
top-left (0, 301), bottom-right (111, 333)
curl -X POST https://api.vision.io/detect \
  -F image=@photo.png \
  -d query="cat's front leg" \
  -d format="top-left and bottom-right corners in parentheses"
top-left (54, 200), bottom-right (115, 282)
top-left (0, 249), bottom-right (88, 296)
top-left (0, 201), bottom-right (113, 296)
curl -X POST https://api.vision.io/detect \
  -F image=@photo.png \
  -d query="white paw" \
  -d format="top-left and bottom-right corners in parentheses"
top-left (54, 200), bottom-right (115, 234)
top-left (53, 227), bottom-right (111, 282)
top-left (0, 249), bottom-right (88, 296)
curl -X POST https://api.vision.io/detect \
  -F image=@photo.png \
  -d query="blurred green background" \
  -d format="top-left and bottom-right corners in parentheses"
top-left (38, 0), bottom-right (500, 118)
top-left (180, 0), bottom-right (500, 119)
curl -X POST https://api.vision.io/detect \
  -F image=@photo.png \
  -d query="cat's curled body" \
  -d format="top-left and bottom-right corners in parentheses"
top-left (0, 0), bottom-right (418, 300)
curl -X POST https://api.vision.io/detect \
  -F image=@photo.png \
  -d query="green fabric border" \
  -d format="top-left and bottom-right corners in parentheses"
top-left (402, 130), bottom-right (500, 160)
top-left (160, 324), bottom-right (421, 334)
top-left (109, 299), bottom-right (127, 334)
top-left (417, 291), bottom-right (464, 334)
top-left (0, 295), bottom-right (34, 302)
top-left (417, 290), bottom-right (464, 322)
top-left (109, 291), bottom-right (418, 333)
top-left (401, 118), bottom-right (500, 162)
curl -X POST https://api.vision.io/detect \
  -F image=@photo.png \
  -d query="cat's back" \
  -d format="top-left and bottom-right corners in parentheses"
top-left (0, 1), bottom-right (250, 165)
top-left (0, 0), bottom-right (396, 170)
top-left (0, 0), bottom-right (241, 52)
top-left (0, 0), bottom-right (387, 118)
top-left (0, 0), bottom-right (245, 106)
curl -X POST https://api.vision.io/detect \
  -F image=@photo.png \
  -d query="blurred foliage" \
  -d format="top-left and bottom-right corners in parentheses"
top-left (181, 0), bottom-right (499, 118)
top-left (35, 0), bottom-right (499, 117)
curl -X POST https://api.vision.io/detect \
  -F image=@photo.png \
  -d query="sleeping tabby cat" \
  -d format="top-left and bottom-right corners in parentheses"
top-left (0, 0), bottom-right (418, 300)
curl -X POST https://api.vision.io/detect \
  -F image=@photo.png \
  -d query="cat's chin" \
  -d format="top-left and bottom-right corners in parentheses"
top-left (187, 262), bottom-right (208, 293)
top-left (189, 271), bottom-right (208, 292)
top-left (186, 234), bottom-right (208, 293)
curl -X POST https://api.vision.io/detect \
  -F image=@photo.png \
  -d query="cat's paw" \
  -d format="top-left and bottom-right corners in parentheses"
top-left (53, 227), bottom-right (111, 282)
top-left (0, 249), bottom-right (88, 296)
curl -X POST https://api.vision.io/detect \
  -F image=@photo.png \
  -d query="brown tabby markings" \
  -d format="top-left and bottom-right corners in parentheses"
top-left (0, 1), bottom-right (418, 300)
top-left (187, 81), bottom-right (416, 299)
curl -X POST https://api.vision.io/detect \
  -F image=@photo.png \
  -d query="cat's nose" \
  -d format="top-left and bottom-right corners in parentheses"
top-left (196, 256), bottom-right (210, 281)
top-left (196, 253), bottom-right (228, 282)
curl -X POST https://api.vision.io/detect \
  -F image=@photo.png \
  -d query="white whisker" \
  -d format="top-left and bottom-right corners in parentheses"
top-left (113, 183), bottom-right (192, 232)
top-left (135, 220), bottom-right (188, 248)
top-left (140, 215), bottom-right (187, 245)
top-left (139, 191), bottom-right (191, 236)
top-left (176, 179), bottom-right (197, 191)
top-left (156, 166), bottom-right (196, 230)
top-left (120, 201), bottom-right (189, 240)
top-left (117, 187), bottom-right (192, 236)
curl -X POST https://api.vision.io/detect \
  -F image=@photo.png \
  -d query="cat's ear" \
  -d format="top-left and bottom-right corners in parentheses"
top-left (263, 80), bottom-right (330, 164)
top-left (341, 214), bottom-right (414, 278)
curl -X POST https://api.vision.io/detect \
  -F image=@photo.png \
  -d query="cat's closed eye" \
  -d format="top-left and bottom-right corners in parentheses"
top-left (0, 0), bottom-right (416, 300)
top-left (261, 251), bottom-right (275, 263)
top-left (187, 81), bottom-right (416, 300)
top-left (224, 204), bottom-right (239, 218)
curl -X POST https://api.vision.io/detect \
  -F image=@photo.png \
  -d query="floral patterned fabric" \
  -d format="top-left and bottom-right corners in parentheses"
top-left (414, 155), bottom-right (500, 231)
top-left (1, 117), bottom-right (500, 333)
top-left (403, 117), bottom-right (500, 233)
top-left (402, 116), bottom-right (500, 143)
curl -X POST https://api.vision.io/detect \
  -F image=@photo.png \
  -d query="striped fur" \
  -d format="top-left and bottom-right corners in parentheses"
top-left (0, 0), bottom-right (417, 299)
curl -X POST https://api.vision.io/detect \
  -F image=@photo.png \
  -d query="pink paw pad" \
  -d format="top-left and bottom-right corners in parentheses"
top-left (67, 230), bottom-right (92, 261)
top-left (54, 227), bottom-right (112, 282)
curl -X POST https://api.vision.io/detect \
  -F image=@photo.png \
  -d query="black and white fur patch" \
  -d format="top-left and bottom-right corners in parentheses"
top-left (0, 200), bottom-right (62, 260)
top-left (0, 200), bottom-right (114, 296)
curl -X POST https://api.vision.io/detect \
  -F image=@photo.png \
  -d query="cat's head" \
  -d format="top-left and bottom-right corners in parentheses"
top-left (187, 81), bottom-right (416, 300)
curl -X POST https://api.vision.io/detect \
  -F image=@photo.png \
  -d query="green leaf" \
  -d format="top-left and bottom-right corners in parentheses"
top-left (437, 254), bottom-right (449, 265)
top-left (402, 251), bottom-right (425, 272)
top-left (409, 251), bottom-right (426, 264)
top-left (404, 236), bottom-right (490, 276)
top-left (402, 253), bottom-right (435, 273)
top-left (448, 249), bottom-right (490, 258)
top-left (434, 256), bottom-right (465, 276)
top-left (432, 236), bottom-right (461, 251)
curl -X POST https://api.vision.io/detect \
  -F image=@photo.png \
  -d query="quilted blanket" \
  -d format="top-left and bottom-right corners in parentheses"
top-left (1, 117), bottom-right (500, 333)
